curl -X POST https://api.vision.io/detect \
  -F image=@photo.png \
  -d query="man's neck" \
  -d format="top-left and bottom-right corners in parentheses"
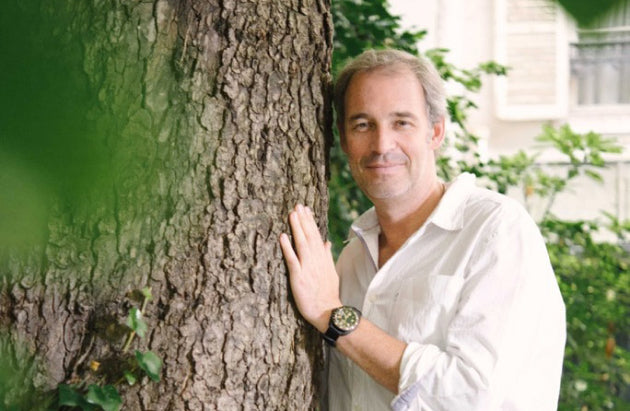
top-left (374, 179), bottom-right (445, 267)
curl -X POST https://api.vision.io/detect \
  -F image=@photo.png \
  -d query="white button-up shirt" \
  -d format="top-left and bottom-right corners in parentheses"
top-left (328, 173), bottom-right (566, 410)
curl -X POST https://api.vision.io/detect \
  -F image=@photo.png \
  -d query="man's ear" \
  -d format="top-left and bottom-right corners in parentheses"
top-left (429, 117), bottom-right (446, 150)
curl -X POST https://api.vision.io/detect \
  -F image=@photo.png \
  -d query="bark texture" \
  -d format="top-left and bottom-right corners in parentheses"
top-left (1, 0), bottom-right (333, 409)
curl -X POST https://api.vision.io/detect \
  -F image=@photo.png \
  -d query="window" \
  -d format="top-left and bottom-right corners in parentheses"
top-left (493, 0), bottom-right (570, 120)
top-left (570, 2), bottom-right (630, 105)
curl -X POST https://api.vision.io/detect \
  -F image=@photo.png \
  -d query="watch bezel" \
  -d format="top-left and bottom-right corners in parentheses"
top-left (331, 306), bottom-right (361, 332)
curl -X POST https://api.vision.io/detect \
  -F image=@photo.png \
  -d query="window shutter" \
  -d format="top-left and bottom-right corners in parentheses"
top-left (494, 0), bottom-right (569, 119)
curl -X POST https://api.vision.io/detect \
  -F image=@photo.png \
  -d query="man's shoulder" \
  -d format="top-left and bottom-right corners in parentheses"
top-left (443, 174), bottom-right (536, 235)
top-left (466, 184), bottom-right (517, 211)
top-left (461, 184), bottom-right (540, 239)
top-left (442, 173), bottom-right (528, 222)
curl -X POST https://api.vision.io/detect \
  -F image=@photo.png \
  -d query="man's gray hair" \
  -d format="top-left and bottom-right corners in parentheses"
top-left (333, 49), bottom-right (447, 126)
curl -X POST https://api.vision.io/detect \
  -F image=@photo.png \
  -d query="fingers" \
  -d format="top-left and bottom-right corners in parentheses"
top-left (288, 209), bottom-right (307, 251)
top-left (279, 233), bottom-right (300, 273)
top-left (282, 204), bottom-right (332, 267)
top-left (300, 206), bottom-right (324, 242)
top-left (292, 204), bottom-right (323, 243)
top-left (286, 205), bottom-right (322, 258)
top-left (279, 206), bottom-right (340, 329)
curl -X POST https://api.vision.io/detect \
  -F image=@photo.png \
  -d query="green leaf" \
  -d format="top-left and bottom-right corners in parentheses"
top-left (135, 350), bottom-right (162, 382)
top-left (584, 169), bottom-right (603, 183)
top-left (126, 307), bottom-right (148, 338)
top-left (58, 384), bottom-right (89, 408)
top-left (85, 385), bottom-right (122, 411)
top-left (124, 370), bottom-right (137, 386)
top-left (553, 0), bottom-right (627, 27)
top-left (141, 287), bottom-right (153, 301)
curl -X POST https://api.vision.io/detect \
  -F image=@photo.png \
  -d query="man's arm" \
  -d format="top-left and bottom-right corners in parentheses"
top-left (334, 315), bottom-right (406, 393)
top-left (279, 204), bottom-right (406, 393)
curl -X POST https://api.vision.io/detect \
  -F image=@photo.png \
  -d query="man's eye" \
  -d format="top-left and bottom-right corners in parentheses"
top-left (353, 122), bottom-right (369, 131)
top-left (395, 120), bottom-right (411, 128)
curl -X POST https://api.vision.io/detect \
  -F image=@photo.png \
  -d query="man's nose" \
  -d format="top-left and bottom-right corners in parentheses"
top-left (371, 126), bottom-right (396, 153)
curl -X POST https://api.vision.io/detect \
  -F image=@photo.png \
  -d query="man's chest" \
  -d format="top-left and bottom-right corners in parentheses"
top-left (339, 232), bottom-right (473, 343)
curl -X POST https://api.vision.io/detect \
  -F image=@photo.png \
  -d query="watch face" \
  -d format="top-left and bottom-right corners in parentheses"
top-left (332, 306), bottom-right (360, 332)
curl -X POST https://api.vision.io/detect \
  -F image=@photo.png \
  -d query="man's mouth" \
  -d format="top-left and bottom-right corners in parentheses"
top-left (366, 162), bottom-right (404, 169)
top-left (361, 153), bottom-right (408, 169)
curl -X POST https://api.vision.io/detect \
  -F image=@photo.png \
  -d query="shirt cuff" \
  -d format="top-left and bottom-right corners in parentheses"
top-left (391, 342), bottom-right (440, 410)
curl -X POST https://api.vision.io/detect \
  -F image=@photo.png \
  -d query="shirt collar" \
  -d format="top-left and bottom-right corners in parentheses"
top-left (350, 207), bottom-right (379, 234)
top-left (348, 208), bottom-right (380, 269)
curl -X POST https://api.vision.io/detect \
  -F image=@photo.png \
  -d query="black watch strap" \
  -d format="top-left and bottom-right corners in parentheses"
top-left (322, 326), bottom-right (339, 347)
top-left (323, 327), bottom-right (341, 347)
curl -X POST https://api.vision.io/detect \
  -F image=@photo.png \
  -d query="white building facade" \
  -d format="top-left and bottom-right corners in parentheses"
top-left (390, 0), bottom-right (630, 224)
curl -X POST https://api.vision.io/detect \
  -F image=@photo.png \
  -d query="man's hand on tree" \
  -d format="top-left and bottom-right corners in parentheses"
top-left (279, 204), bottom-right (342, 333)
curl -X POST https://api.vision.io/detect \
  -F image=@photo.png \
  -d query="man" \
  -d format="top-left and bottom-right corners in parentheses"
top-left (279, 49), bottom-right (566, 410)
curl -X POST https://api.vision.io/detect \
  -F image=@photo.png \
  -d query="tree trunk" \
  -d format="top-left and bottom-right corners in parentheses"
top-left (0, 0), bottom-right (333, 409)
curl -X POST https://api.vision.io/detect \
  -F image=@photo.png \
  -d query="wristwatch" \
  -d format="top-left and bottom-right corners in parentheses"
top-left (322, 306), bottom-right (362, 347)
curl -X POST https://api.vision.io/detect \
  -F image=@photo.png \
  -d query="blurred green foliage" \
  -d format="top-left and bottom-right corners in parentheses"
top-left (1, 0), bottom-right (166, 262)
top-left (0, 1), bottom-right (113, 254)
top-left (543, 217), bottom-right (630, 410)
top-left (553, 0), bottom-right (630, 27)
top-left (330, 0), bottom-right (630, 409)
top-left (0, 333), bottom-right (50, 410)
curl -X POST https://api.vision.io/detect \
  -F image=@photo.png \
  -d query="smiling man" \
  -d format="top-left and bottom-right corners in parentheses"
top-left (279, 49), bottom-right (566, 410)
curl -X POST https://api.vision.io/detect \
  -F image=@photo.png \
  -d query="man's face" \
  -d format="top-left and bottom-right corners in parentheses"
top-left (339, 65), bottom-right (444, 204)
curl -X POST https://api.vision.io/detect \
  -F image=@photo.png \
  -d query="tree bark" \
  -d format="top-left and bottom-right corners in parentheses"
top-left (0, 0), bottom-right (333, 409)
